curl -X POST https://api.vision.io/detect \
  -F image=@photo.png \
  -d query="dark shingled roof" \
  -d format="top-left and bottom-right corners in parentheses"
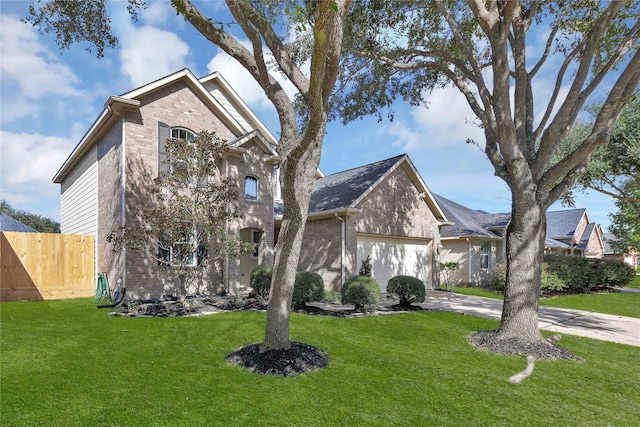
top-left (434, 194), bottom-right (503, 238)
top-left (602, 233), bottom-right (617, 254)
top-left (434, 195), bottom-right (596, 250)
top-left (0, 213), bottom-right (37, 232)
top-left (545, 208), bottom-right (586, 239)
top-left (307, 155), bottom-right (405, 213)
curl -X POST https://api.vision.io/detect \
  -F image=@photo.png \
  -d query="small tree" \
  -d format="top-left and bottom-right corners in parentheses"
top-left (358, 255), bottom-right (373, 277)
top-left (107, 130), bottom-right (253, 298)
top-left (440, 262), bottom-right (460, 292)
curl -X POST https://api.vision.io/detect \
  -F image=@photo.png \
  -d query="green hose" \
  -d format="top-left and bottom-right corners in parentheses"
top-left (95, 273), bottom-right (110, 302)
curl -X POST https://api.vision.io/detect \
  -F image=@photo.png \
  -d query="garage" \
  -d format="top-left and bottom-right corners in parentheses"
top-left (357, 235), bottom-right (431, 292)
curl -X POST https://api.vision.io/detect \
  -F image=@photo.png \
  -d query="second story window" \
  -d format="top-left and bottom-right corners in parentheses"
top-left (245, 176), bottom-right (258, 201)
top-left (171, 127), bottom-right (195, 142)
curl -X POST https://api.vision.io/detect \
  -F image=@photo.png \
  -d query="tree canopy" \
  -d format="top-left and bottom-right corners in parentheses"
top-left (0, 200), bottom-right (60, 233)
top-left (337, 0), bottom-right (640, 347)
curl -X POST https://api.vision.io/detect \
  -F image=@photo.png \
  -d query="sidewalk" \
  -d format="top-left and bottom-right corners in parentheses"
top-left (414, 291), bottom-right (640, 347)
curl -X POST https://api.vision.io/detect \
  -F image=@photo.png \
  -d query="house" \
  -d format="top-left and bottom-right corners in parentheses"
top-left (602, 233), bottom-right (638, 269)
top-left (0, 213), bottom-right (37, 233)
top-left (286, 155), bottom-right (449, 292)
top-left (53, 69), bottom-right (449, 299)
top-left (435, 195), bottom-right (605, 286)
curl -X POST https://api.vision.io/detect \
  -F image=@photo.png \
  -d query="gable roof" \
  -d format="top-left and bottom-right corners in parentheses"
top-left (546, 208), bottom-right (587, 240)
top-left (0, 213), bottom-right (37, 232)
top-left (602, 233), bottom-right (618, 254)
top-left (436, 196), bottom-right (601, 251)
top-left (434, 194), bottom-right (505, 239)
top-left (54, 68), bottom-right (278, 184)
top-left (306, 155), bottom-right (447, 221)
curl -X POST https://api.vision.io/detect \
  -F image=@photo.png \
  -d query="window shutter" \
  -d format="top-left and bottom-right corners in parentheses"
top-left (158, 122), bottom-right (170, 175)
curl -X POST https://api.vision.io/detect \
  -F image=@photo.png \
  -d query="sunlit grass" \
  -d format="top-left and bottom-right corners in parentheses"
top-left (1, 298), bottom-right (639, 426)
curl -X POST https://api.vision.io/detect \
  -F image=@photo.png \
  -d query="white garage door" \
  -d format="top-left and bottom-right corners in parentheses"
top-left (357, 235), bottom-right (431, 292)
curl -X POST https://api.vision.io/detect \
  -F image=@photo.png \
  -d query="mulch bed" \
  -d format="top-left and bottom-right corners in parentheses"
top-left (226, 341), bottom-right (329, 377)
top-left (469, 330), bottom-right (583, 361)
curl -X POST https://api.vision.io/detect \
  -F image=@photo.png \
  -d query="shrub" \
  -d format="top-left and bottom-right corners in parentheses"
top-left (341, 276), bottom-right (380, 311)
top-left (250, 267), bottom-right (272, 297)
top-left (492, 261), bottom-right (507, 292)
top-left (292, 271), bottom-right (325, 309)
top-left (493, 256), bottom-right (635, 295)
top-left (387, 275), bottom-right (425, 306)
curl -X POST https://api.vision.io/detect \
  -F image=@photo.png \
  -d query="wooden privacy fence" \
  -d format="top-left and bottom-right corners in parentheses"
top-left (1, 232), bottom-right (95, 302)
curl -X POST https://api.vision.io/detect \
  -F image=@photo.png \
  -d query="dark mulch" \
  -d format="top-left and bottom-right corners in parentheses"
top-left (226, 341), bottom-right (329, 377)
top-left (469, 330), bottom-right (583, 362)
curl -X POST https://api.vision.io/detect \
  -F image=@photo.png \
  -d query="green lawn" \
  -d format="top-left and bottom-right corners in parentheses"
top-left (628, 274), bottom-right (640, 288)
top-left (1, 298), bottom-right (639, 426)
top-left (452, 282), bottom-right (640, 318)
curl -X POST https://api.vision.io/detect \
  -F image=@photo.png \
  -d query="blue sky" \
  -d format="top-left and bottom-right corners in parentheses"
top-left (0, 1), bottom-right (619, 231)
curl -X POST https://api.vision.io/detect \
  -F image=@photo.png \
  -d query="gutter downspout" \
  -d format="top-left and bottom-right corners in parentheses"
top-left (224, 158), bottom-right (230, 293)
top-left (107, 103), bottom-right (127, 296)
top-left (335, 213), bottom-right (346, 285)
top-left (466, 238), bottom-right (471, 284)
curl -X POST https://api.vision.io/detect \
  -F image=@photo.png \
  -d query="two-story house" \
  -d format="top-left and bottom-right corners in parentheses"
top-left (54, 69), bottom-right (449, 298)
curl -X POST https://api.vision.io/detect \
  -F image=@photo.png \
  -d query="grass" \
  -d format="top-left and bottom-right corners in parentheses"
top-left (1, 298), bottom-right (639, 426)
top-left (627, 274), bottom-right (640, 288)
top-left (452, 277), bottom-right (640, 318)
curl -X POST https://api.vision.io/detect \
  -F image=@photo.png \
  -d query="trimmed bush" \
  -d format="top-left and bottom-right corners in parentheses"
top-left (341, 276), bottom-right (381, 311)
top-left (292, 271), bottom-right (325, 309)
top-left (250, 267), bottom-right (272, 297)
top-left (492, 256), bottom-right (635, 295)
top-left (387, 275), bottom-right (425, 306)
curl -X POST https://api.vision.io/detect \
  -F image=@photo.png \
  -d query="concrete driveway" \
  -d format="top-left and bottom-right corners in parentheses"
top-left (416, 291), bottom-right (640, 347)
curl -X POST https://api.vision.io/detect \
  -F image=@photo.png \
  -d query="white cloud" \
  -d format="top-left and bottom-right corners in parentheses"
top-left (140, 1), bottom-right (174, 27)
top-left (206, 39), bottom-right (303, 113)
top-left (0, 130), bottom-right (76, 192)
top-left (0, 14), bottom-right (81, 120)
top-left (118, 25), bottom-right (191, 88)
top-left (378, 85), bottom-right (484, 152)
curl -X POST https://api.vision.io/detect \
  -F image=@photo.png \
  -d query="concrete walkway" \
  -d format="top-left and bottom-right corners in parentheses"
top-left (413, 291), bottom-right (640, 347)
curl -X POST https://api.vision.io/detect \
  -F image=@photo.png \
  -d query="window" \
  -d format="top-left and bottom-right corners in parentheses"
top-left (251, 230), bottom-right (261, 258)
top-left (171, 127), bottom-right (195, 141)
top-left (273, 167), bottom-right (281, 200)
top-left (245, 176), bottom-right (258, 201)
top-left (158, 226), bottom-right (202, 267)
top-left (480, 241), bottom-right (491, 269)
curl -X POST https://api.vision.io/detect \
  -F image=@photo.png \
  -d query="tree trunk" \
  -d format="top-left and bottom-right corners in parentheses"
top-left (261, 137), bottom-right (323, 351)
top-left (498, 192), bottom-right (546, 342)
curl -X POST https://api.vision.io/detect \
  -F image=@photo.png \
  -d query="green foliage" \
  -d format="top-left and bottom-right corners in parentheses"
top-left (341, 276), bottom-right (380, 311)
top-left (250, 267), bottom-right (273, 297)
top-left (440, 261), bottom-right (460, 291)
top-left (24, 0), bottom-right (118, 58)
top-left (106, 131), bottom-right (251, 297)
top-left (386, 275), bottom-right (425, 306)
top-left (493, 256), bottom-right (635, 295)
top-left (560, 95), bottom-right (640, 210)
top-left (608, 182), bottom-right (640, 253)
top-left (292, 271), bottom-right (325, 309)
top-left (358, 255), bottom-right (372, 277)
top-left (0, 200), bottom-right (60, 233)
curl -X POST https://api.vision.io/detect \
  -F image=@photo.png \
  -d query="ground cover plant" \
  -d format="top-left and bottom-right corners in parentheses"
top-left (1, 298), bottom-right (639, 426)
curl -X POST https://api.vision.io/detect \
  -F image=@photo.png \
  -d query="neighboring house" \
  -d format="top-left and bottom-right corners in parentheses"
top-left (54, 69), bottom-right (449, 298)
top-left (545, 209), bottom-right (605, 258)
top-left (435, 195), bottom-right (606, 286)
top-left (602, 233), bottom-right (638, 269)
top-left (0, 213), bottom-right (37, 233)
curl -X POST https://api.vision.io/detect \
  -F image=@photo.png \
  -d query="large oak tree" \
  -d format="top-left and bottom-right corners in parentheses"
top-left (26, 0), bottom-right (352, 357)
top-left (339, 0), bottom-right (640, 348)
